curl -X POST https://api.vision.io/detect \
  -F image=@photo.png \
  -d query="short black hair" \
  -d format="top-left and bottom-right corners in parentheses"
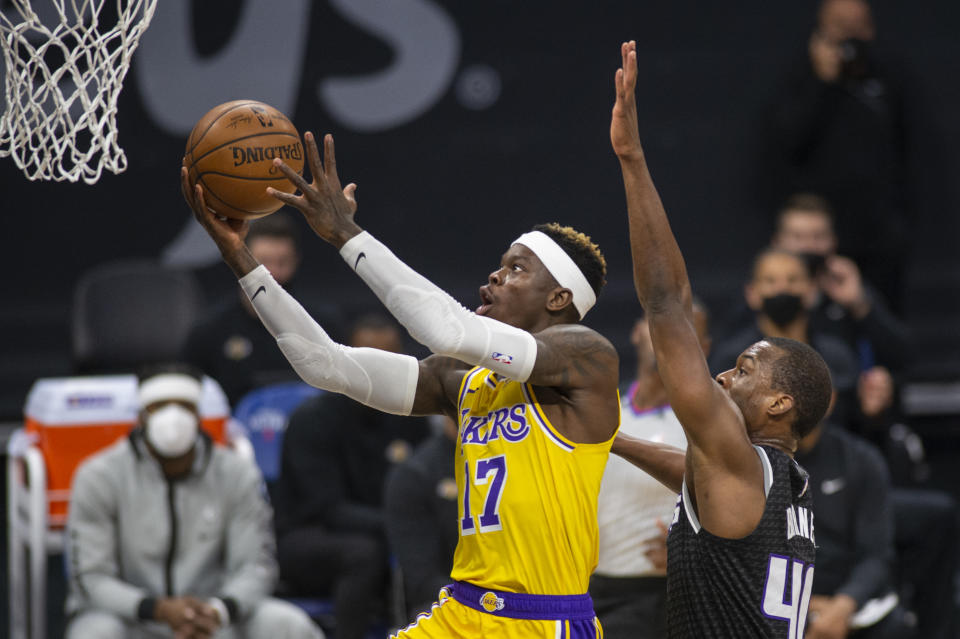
top-left (532, 223), bottom-right (607, 298)
top-left (137, 362), bottom-right (203, 385)
top-left (763, 337), bottom-right (833, 439)
top-left (246, 211), bottom-right (300, 249)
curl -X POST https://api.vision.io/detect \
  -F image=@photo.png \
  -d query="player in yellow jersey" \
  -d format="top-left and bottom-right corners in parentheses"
top-left (183, 131), bottom-right (620, 638)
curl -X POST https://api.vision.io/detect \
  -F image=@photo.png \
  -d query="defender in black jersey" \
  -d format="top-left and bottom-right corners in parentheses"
top-left (609, 41), bottom-right (833, 639)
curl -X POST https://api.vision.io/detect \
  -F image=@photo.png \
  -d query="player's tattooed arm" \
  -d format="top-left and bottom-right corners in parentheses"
top-left (528, 324), bottom-right (618, 391)
top-left (611, 433), bottom-right (685, 494)
top-left (411, 355), bottom-right (471, 418)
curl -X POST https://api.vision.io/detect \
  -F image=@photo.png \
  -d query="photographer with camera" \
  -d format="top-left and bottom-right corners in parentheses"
top-left (762, 0), bottom-right (911, 312)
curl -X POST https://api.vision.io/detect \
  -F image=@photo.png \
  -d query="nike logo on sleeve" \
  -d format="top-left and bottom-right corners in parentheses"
top-left (251, 285), bottom-right (266, 300)
top-left (354, 252), bottom-right (366, 269)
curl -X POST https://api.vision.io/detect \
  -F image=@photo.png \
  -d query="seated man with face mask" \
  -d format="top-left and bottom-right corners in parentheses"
top-left (710, 249), bottom-right (859, 423)
top-left (64, 364), bottom-right (323, 639)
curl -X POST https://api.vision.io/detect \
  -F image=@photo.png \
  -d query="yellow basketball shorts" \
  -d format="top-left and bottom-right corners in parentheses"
top-left (392, 582), bottom-right (604, 639)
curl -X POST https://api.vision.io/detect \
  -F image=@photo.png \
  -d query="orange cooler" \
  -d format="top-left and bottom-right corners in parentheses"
top-left (23, 375), bottom-right (230, 527)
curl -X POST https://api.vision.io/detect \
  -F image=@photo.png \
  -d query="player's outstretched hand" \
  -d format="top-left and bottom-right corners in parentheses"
top-left (267, 131), bottom-right (362, 249)
top-left (181, 164), bottom-right (257, 277)
top-left (611, 40), bottom-right (643, 160)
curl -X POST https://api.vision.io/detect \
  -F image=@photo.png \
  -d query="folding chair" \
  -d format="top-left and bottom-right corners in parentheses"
top-left (7, 375), bottom-right (230, 639)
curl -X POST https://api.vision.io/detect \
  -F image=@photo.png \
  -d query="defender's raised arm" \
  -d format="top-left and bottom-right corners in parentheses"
top-left (611, 41), bottom-right (766, 538)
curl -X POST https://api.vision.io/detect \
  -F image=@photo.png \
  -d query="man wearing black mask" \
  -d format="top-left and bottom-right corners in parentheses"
top-left (770, 193), bottom-right (910, 373)
top-left (710, 249), bottom-right (859, 423)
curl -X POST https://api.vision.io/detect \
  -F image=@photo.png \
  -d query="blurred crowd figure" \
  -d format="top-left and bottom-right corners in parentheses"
top-left (796, 419), bottom-right (913, 639)
top-left (65, 364), bottom-right (322, 639)
top-left (763, 0), bottom-right (911, 310)
top-left (184, 214), bottom-right (345, 405)
top-left (709, 247), bottom-right (860, 422)
top-left (271, 316), bottom-right (430, 639)
top-left (768, 194), bottom-right (909, 374)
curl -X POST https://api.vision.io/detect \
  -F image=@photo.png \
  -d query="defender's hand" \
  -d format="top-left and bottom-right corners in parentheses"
top-left (267, 132), bottom-right (362, 249)
top-left (611, 40), bottom-right (643, 161)
top-left (642, 518), bottom-right (669, 573)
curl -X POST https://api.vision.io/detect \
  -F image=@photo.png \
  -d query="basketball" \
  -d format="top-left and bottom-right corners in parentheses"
top-left (184, 100), bottom-right (304, 220)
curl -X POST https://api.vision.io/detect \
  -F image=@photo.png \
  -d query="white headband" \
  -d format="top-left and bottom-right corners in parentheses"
top-left (512, 231), bottom-right (597, 319)
top-left (138, 374), bottom-right (202, 409)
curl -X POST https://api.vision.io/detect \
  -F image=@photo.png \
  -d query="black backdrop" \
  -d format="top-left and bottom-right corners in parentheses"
top-left (1, 0), bottom-right (958, 419)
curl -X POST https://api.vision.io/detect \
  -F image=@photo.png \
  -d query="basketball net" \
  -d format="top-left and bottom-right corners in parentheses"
top-left (0, 0), bottom-right (157, 184)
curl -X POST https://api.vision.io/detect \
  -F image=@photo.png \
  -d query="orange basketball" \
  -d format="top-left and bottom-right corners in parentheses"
top-left (184, 100), bottom-right (304, 220)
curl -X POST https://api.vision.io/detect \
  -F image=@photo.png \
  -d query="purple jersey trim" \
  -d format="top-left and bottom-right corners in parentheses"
top-left (522, 383), bottom-right (575, 452)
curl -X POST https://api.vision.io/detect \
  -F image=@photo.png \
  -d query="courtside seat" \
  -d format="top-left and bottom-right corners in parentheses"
top-left (231, 382), bottom-right (322, 485)
top-left (7, 374), bottom-right (233, 639)
top-left (72, 260), bottom-right (201, 373)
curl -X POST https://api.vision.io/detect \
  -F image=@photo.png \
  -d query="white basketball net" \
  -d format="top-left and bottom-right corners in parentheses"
top-left (0, 0), bottom-right (157, 184)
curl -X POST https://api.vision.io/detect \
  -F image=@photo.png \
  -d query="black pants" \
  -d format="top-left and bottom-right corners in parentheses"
top-left (892, 488), bottom-right (958, 639)
top-left (589, 574), bottom-right (667, 639)
top-left (278, 526), bottom-right (388, 639)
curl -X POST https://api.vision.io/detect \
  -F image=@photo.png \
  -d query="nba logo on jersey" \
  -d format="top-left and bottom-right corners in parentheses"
top-left (480, 591), bottom-right (505, 612)
top-left (491, 352), bottom-right (513, 364)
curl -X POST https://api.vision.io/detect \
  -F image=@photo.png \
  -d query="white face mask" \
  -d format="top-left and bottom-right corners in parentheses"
top-left (145, 404), bottom-right (198, 458)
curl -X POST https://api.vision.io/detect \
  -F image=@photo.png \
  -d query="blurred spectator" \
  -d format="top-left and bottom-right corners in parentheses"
top-left (763, 0), bottom-right (911, 310)
top-left (709, 249), bottom-right (859, 422)
top-left (770, 193), bottom-right (909, 372)
top-left (589, 303), bottom-right (711, 639)
top-left (184, 213), bottom-right (345, 404)
top-left (384, 416), bottom-right (459, 618)
top-left (65, 364), bottom-right (321, 639)
top-left (853, 366), bottom-right (926, 484)
top-left (795, 420), bottom-right (916, 639)
top-left (272, 315), bottom-right (430, 639)
top-left (849, 353), bottom-right (959, 639)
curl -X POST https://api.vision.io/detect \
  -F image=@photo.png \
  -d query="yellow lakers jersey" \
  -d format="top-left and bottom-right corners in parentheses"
top-left (450, 367), bottom-right (618, 595)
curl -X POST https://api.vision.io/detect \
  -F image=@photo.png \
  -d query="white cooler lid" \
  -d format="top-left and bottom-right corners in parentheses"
top-left (25, 375), bottom-right (228, 425)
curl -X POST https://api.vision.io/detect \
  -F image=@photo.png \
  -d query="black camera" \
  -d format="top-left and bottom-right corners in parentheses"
top-left (838, 38), bottom-right (871, 79)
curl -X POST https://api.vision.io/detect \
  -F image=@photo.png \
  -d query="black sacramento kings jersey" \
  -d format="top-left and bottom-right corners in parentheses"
top-left (666, 445), bottom-right (815, 639)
